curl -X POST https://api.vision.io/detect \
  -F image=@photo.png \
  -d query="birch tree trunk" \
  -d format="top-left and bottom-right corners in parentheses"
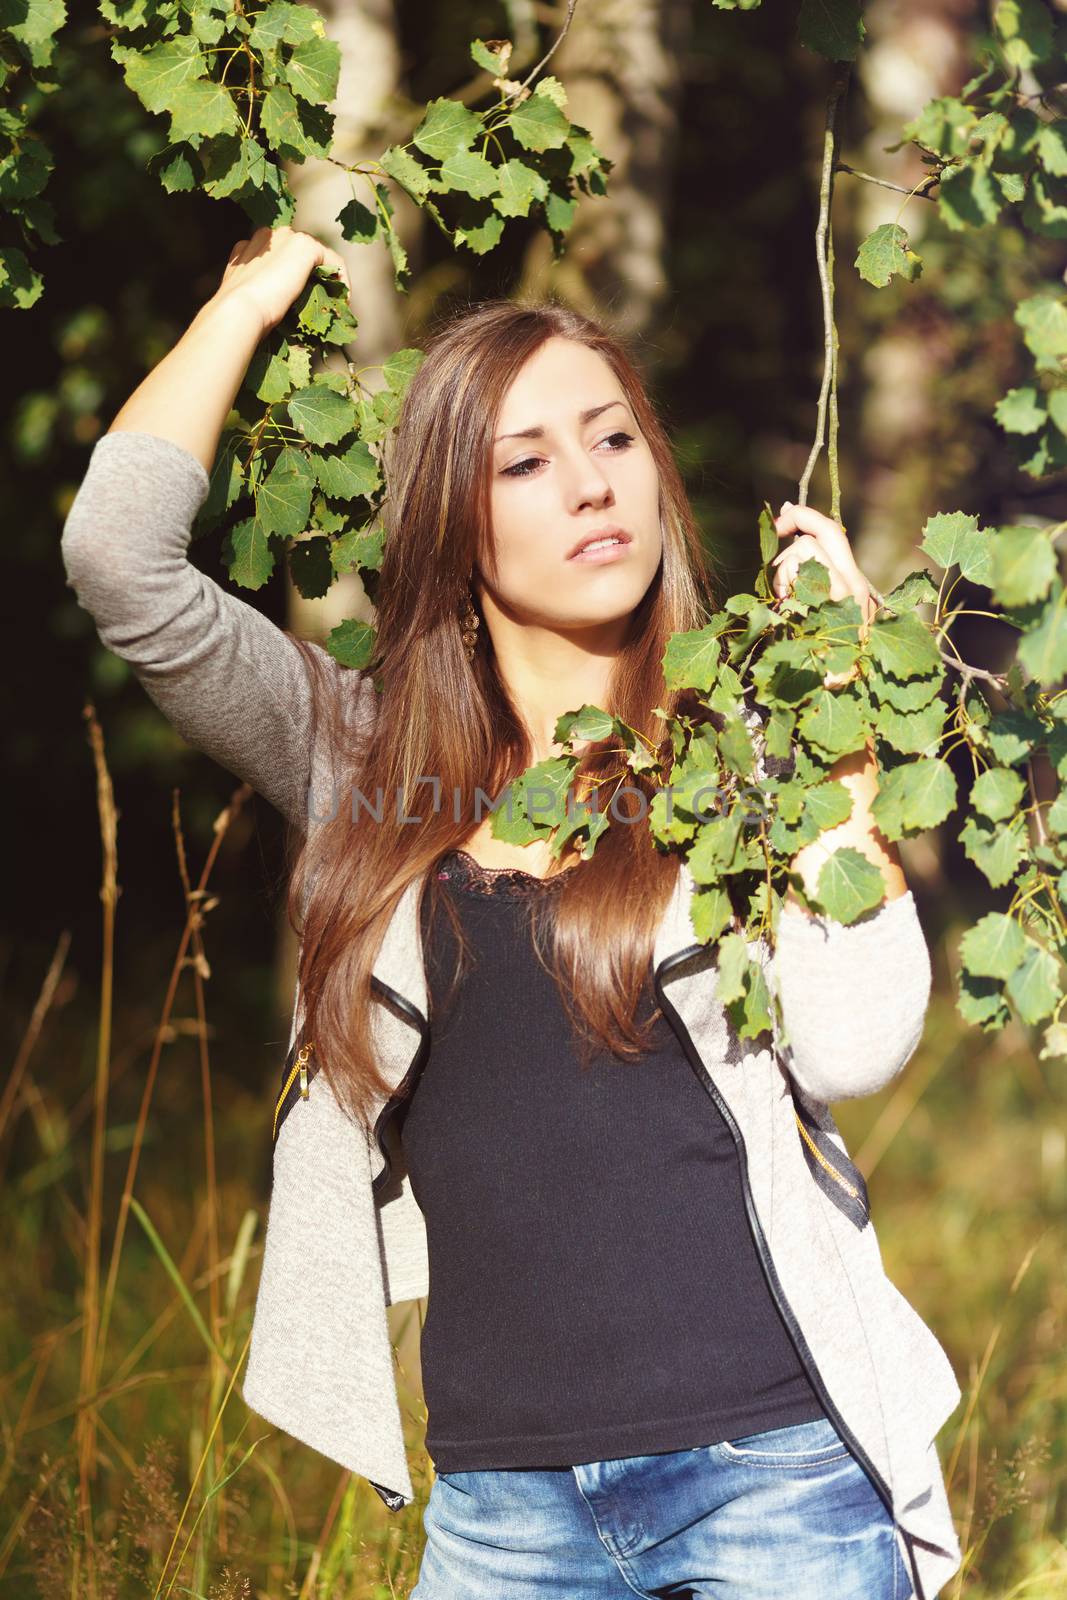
top-left (518, 0), bottom-right (695, 341)
top-left (273, 2), bottom-right (406, 1018)
top-left (853, 0), bottom-right (977, 897)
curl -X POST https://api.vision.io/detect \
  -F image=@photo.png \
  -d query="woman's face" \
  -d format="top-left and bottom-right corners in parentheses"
top-left (481, 336), bottom-right (663, 630)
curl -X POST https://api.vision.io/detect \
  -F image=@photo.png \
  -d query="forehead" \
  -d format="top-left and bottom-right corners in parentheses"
top-left (495, 338), bottom-right (622, 431)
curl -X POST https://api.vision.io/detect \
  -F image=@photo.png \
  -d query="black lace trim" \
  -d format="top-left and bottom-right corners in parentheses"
top-left (436, 847), bottom-right (578, 897)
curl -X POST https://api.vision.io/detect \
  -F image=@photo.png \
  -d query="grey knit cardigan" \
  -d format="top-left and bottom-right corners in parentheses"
top-left (60, 430), bottom-right (964, 1600)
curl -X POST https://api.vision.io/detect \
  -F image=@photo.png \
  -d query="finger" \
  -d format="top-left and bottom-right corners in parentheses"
top-left (770, 534), bottom-right (819, 568)
top-left (322, 247), bottom-right (352, 290)
top-left (775, 500), bottom-right (856, 571)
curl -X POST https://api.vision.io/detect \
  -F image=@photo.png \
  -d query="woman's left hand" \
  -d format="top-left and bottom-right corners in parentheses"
top-left (770, 500), bottom-right (879, 688)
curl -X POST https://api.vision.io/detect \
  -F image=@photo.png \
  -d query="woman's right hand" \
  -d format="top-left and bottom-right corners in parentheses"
top-left (206, 224), bottom-right (353, 339)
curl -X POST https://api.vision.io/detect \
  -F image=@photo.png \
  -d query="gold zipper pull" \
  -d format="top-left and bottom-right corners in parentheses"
top-left (296, 1042), bottom-right (314, 1099)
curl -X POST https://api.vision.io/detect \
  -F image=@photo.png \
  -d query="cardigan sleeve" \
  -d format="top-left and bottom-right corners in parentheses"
top-left (767, 889), bottom-right (933, 1103)
top-left (59, 428), bottom-right (361, 829)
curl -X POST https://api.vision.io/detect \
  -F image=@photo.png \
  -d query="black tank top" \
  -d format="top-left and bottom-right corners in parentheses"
top-left (399, 847), bottom-right (824, 1471)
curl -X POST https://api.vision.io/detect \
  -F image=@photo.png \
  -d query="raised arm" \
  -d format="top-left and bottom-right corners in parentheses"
top-left (60, 228), bottom-right (362, 829)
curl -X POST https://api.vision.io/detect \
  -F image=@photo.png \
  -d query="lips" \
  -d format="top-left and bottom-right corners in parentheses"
top-left (566, 526), bottom-right (633, 560)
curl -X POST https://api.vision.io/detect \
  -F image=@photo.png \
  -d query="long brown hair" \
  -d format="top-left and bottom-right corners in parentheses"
top-left (286, 297), bottom-right (722, 1132)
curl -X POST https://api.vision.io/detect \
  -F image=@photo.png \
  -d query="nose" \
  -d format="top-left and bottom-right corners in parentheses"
top-left (559, 443), bottom-right (615, 514)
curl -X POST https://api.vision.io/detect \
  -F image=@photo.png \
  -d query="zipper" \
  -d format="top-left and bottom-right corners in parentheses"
top-left (651, 944), bottom-right (904, 1536)
top-left (297, 1041), bottom-right (313, 1098)
top-left (369, 974), bottom-right (431, 1195)
top-left (793, 1114), bottom-right (860, 1198)
top-left (273, 1052), bottom-right (302, 1142)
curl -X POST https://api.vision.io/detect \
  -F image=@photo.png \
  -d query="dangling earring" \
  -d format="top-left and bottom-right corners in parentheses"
top-left (460, 582), bottom-right (480, 662)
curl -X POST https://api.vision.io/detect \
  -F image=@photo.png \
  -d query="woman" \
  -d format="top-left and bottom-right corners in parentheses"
top-left (60, 226), bottom-right (962, 1600)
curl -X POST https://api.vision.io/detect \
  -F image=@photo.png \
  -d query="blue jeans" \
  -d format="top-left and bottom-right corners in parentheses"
top-left (411, 1415), bottom-right (915, 1599)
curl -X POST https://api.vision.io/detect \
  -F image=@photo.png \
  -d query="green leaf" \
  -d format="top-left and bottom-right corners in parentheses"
top-left (874, 698), bottom-right (948, 754)
top-left (990, 523), bottom-right (1058, 607)
top-left (1038, 123), bottom-right (1067, 178)
top-left (994, 386), bottom-right (1047, 435)
top-left (958, 813), bottom-right (1028, 887)
top-left (1046, 790), bottom-right (1067, 835)
top-left (920, 512), bottom-right (993, 584)
top-left (902, 96), bottom-right (977, 159)
top-left (313, 438), bottom-right (380, 499)
top-left (662, 620), bottom-right (731, 692)
top-left (870, 667), bottom-right (943, 712)
top-left (436, 148), bottom-right (498, 198)
top-left (337, 195), bottom-right (378, 242)
top-left (1005, 939), bottom-right (1062, 1024)
top-left (1048, 390), bottom-right (1067, 438)
top-left (283, 35), bottom-right (340, 107)
top-left (452, 197), bottom-right (506, 254)
top-left (960, 911), bottom-right (1028, 979)
top-left (289, 535), bottom-right (334, 599)
top-left (493, 159), bottom-right (548, 218)
top-left (4, 0), bottom-right (67, 64)
top-left (718, 716), bottom-right (756, 778)
top-left (714, 932), bottom-right (750, 1005)
top-left (882, 570), bottom-right (940, 614)
top-left (509, 92), bottom-right (571, 153)
top-left (382, 346), bottom-right (425, 396)
top-left (326, 616), bottom-right (376, 669)
top-left (1016, 292), bottom-right (1067, 364)
top-left (223, 516), bottom-right (275, 590)
top-left (814, 848), bottom-right (887, 924)
top-left (287, 381), bottom-right (357, 446)
top-left (957, 969), bottom-right (1011, 1031)
top-left (1017, 577), bottom-right (1067, 686)
top-left (379, 143), bottom-right (432, 202)
top-left (118, 35), bottom-right (204, 114)
top-left (247, 348), bottom-right (291, 404)
top-left (690, 811), bottom-right (747, 881)
top-left (867, 611), bottom-right (943, 680)
top-left (470, 38), bottom-right (512, 74)
top-left (412, 97), bottom-right (481, 161)
top-left (791, 557), bottom-right (831, 607)
top-left (798, 0), bottom-right (865, 59)
top-left (971, 766), bottom-right (1027, 822)
top-left (0, 133), bottom-right (51, 202)
top-left (331, 522), bottom-right (383, 576)
top-left (153, 142), bottom-right (199, 192)
top-left (854, 222), bottom-right (922, 287)
top-left (803, 778), bottom-right (853, 832)
top-left (870, 756), bottom-right (957, 839)
top-left (257, 445), bottom-right (314, 536)
top-left (1024, 171), bottom-right (1067, 239)
top-left (200, 132), bottom-right (269, 202)
top-left (751, 637), bottom-right (824, 704)
top-left (729, 956), bottom-right (774, 1040)
top-left (938, 162), bottom-right (1002, 230)
top-left (994, 0), bottom-right (1054, 69)
top-left (690, 885), bottom-right (734, 942)
top-left (797, 689), bottom-right (867, 755)
top-left (261, 82), bottom-right (320, 158)
top-left (167, 78), bottom-right (239, 143)
top-left (248, 0), bottom-right (325, 49)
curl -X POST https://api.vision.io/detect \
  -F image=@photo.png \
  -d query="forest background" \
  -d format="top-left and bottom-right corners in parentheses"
top-left (2, 0), bottom-right (1066, 1596)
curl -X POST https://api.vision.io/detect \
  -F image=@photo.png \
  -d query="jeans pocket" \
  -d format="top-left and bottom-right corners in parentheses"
top-left (716, 1415), bottom-right (851, 1468)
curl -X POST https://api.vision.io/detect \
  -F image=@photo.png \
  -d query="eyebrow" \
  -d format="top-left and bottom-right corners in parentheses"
top-left (493, 399), bottom-right (632, 445)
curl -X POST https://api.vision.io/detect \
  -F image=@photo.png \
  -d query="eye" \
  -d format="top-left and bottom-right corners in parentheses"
top-left (501, 431), bottom-right (635, 479)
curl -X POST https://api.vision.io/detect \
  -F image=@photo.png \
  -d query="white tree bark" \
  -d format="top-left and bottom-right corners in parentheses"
top-left (518, 0), bottom-right (695, 340)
